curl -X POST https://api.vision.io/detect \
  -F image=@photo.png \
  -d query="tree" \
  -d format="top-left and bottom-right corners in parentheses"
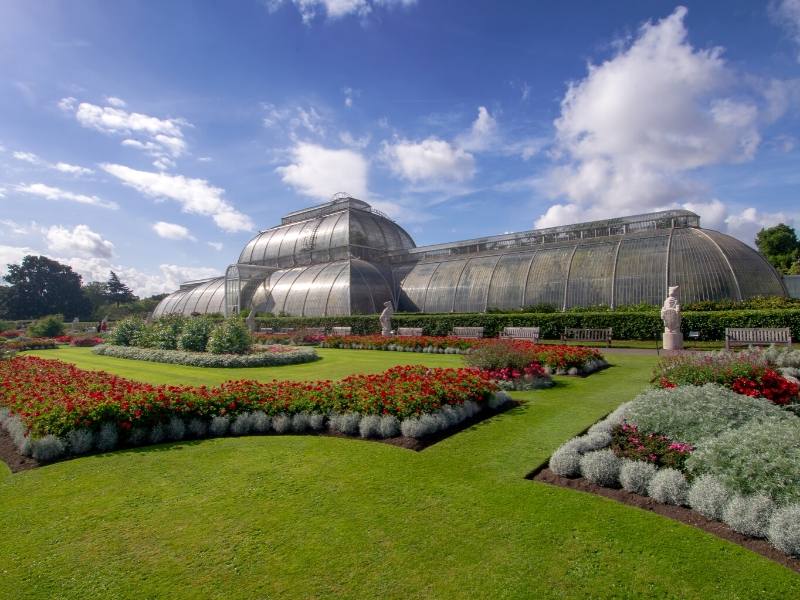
top-left (755, 224), bottom-right (799, 274)
top-left (2, 255), bottom-right (92, 319)
top-left (83, 281), bottom-right (109, 312)
top-left (105, 271), bottom-right (137, 306)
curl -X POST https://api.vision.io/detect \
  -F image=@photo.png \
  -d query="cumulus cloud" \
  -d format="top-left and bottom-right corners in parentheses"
top-left (54, 162), bottom-right (94, 176)
top-left (277, 142), bottom-right (369, 199)
top-left (101, 164), bottom-right (253, 232)
top-left (207, 241), bottom-right (223, 251)
top-left (45, 224), bottom-right (114, 259)
top-left (13, 151), bottom-right (40, 164)
top-left (534, 6), bottom-right (781, 241)
top-left (772, 0), bottom-right (800, 61)
top-left (456, 106), bottom-right (498, 152)
top-left (266, 0), bottom-right (416, 24)
top-left (382, 137), bottom-right (475, 184)
top-left (16, 183), bottom-right (118, 210)
top-left (60, 97), bottom-right (189, 170)
top-left (152, 221), bottom-right (196, 241)
top-left (105, 96), bottom-right (127, 107)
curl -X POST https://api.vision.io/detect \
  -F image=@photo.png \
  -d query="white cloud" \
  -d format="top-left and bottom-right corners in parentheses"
top-left (339, 130), bottom-right (371, 149)
top-left (54, 162), bottom-right (94, 176)
top-left (263, 103), bottom-right (327, 138)
top-left (772, 0), bottom-right (800, 62)
top-left (152, 221), bottom-right (196, 241)
top-left (456, 106), bottom-right (498, 152)
top-left (0, 244), bottom-right (219, 298)
top-left (58, 97), bottom-right (77, 111)
top-left (207, 241), bottom-right (223, 251)
top-left (266, 0), bottom-right (416, 24)
top-left (277, 142), bottom-right (369, 199)
top-left (16, 183), bottom-right (118, 210)
top-left (105, 96), bottom-right (127, 108)
top-left (101, 164), bottom-right (253, 232)
top-left (343, 87), bottom-right (359, 108)
top-left (12, 151), bottom-right (40, 164)
top-left (45, 224), bottom-right (114, 259)
top-left (534, 6), bottom-right (775, 241)
top-left (382, 137), bottom-right (475, 184)
top-left (61, 98), bottom-right (189, 170)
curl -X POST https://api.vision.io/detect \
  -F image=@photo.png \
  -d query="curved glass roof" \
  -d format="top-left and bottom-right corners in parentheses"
top-left (397, 227), bottom-right (786, 312)
top-left (238, 202), bottom-right (415, 269)
top-left (153, 277), bottom-right (226, 318)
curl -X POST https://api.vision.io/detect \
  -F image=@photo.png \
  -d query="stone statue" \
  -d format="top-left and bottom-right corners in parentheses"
top-left (71, 317), bottom-right (79, 332)
top-left (245, 310), bottom-right (256, 333)
top-left (379, 301), bottom-right (394, 337)
top-left (660, 286), bottom-right (683, 350)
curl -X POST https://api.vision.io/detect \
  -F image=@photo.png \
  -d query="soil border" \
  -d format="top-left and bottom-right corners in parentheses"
top-left (530, 466), bottom-right (800, 573)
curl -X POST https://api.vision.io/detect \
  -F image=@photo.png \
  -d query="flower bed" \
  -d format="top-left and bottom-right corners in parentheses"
top-left (320, 336), bottom-right (607, 374)
top-left (1, 338), bottom-right (57, 351)
top-left (546, 383), bottom-right (800, 557)
top-left (92, 343), bottom-right (319, 368)
top-left (0, 356), bottom-right (505, 463)
top-left (55, 335), bottom-right (105, 347)
top-left (654, 349), bottom-right (800, 406)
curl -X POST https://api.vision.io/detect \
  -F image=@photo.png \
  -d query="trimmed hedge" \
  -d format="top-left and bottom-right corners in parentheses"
top-left (256, 309), bottom-right (800, 341)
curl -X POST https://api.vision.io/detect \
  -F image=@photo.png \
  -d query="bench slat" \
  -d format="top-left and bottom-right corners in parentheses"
top-left (725, 327), bottom-right (791, 350)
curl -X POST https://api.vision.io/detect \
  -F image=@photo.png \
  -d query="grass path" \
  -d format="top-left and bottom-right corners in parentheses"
top-left (1, 348), bottom-right (798, 598)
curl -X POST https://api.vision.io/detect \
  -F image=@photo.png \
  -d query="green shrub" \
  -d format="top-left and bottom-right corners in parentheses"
top-left (207, 318), bottom-right (252, 354)
top-left (256, 308), bottom-right (800, 341)
top-left (109, 317), bottom-right (146, 346)
top-left (148, 316), bottom-right (185, 350)
top-left (686, 415), bottom-right (800, 504)
top-left (27, 314), bottom-right (65, 338)
top-left (177, 316), bottom-right (215, 352)
top-left (622, 384), bottom-right (783, 445)
top-left (0, 320), bottom-right (13, 332)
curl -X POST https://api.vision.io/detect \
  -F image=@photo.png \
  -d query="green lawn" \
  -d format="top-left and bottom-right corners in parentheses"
top-left (1, 349), bottom-right (798, 598)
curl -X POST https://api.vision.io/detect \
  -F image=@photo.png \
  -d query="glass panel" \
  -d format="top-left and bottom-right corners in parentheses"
top-left (486, 253), bottom-right (535, 311)
top-left (703, 230), bottom-right (785, 299)
top-left (565, 242), bottom-right (616, 309)
top-left (524, 245), bottom-right (574, 307)
top-left (453, 256), bottom-right (501, 313)
top-left (424, 260), bottom-right (466, 313)
top-left (614, 234), bottom-right (669, 307)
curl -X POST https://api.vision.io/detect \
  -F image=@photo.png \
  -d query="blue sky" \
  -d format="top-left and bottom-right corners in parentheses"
top-left (1, 0), bottom-right (799, 296)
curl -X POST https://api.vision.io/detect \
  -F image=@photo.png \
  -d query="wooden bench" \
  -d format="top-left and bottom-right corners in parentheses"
top-left (725, 327), bottom-right (791, 350)
top-left (561, 327), bottom-right (613, 347)
top-left (499, 327), bottom-right (540, 342)
top-left (449, 326), bottom-right (484, 339)
top-left (330, 326), bottom-right (352, 336)
top-left (396, 327), bottom-right (423, 337)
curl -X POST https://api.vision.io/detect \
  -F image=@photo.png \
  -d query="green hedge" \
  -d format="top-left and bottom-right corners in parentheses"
top-left (256, 309), bottom-right (800, 341)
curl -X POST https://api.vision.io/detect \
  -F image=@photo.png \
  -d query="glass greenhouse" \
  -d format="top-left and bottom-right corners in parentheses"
top-left (153, 196), bottom-right (787, 318)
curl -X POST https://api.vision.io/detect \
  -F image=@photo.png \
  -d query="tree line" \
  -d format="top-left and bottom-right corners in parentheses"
top-left (0, 255), bottom-right (167, 321)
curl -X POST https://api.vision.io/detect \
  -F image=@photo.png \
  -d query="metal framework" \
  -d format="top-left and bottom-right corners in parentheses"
top-left (154, 196), bottom-right (788, 318)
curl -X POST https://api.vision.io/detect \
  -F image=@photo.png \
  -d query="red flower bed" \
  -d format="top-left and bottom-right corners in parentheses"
top-left (0, 356), bottom-right (496, 439)
top-left (321, 335), bottom-right (603, 370)
top-left (611, 423), bottom-right (693, 470)
top-left (655, 352), bottom-right (799, 406)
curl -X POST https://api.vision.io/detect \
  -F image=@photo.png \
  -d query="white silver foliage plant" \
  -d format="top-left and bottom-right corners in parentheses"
top-left (767, 503), bottom-right (800, 556)
top-left (96, 422), bottom-right (119, 451)
top-left (687, 474), bottom-right (730, 520)
top-left (251, 411), bottom-right (271, 433)
top-left (230, 413), bottom-right (254, 436)
top-left (167, 416), bottom-right (186, 440)
top-left (187, 418), bottom-right (208, 438)
top-left (308, 413), bottom-right (326, 431)
top-left (291, 413), bottom-right (310, 433)
top-left (647, 468), bottom-right (688, 505)
top-left (66, 428), bottom-right (94, 455)
top-left (618, 459), bottom-right (657, 495)
top-left (400, 413), bottom-right (439, 438)
top-left (271, 413), bottom-right (292, 434)
top-left (549, 446), bottom-right (582, 477)
top-left (379, 415), bottom-right (400, 438)
top-left (329, 412), bottom-right (360, 435)
top-left (579, 449), bottom-right (621, 487)
top-left (358, 414), bottom-right (382, 438)
top-left (30, 435), bottom-right (66, 462)
top-left (148, 423), bottom-right (166, 445)
top-left (722, 494), bottom-right (775, 538)
top-left (209, 415), bottom-right (230, 437)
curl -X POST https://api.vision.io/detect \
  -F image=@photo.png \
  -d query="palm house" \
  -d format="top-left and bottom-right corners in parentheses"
top-left (153, 195), bottom-right (787, 318)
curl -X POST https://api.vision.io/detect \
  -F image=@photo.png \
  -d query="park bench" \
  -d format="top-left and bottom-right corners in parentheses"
top-left (560, 327), bottom-right (613, 347)
top-left (499, 326), bottom-right (540, 342)
top-left (330, 326), bottom-right (352, 336)
top-left (724, 327), bottom-right (791, 350)
top-left (449, 326), bottom-right (484, 339)
top-left (396, 327), bottom-right (423, 337)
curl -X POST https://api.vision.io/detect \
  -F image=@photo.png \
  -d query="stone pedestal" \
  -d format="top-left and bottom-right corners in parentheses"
top-left (662, 332), bottom-right (683, 351)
